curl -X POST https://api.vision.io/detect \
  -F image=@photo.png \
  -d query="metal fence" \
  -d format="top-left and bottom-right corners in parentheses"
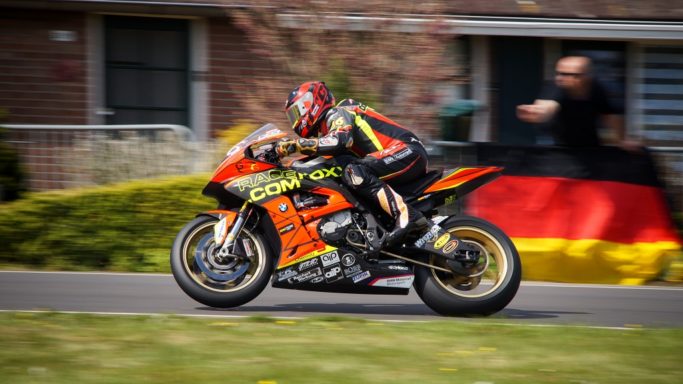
top-left (3, 124), bottom-right (222, 190)
top-left (3, 124), bottom-right (682, 219)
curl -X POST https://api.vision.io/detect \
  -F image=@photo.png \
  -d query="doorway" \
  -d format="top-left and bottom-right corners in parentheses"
top-left (104, 16), bottom-right (190, 125)
top-left (492, 37), bottom-right (544, 145)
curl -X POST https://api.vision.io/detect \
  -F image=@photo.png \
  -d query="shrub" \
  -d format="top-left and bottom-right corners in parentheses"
top-left (0, 174), bottom-right (215, 272)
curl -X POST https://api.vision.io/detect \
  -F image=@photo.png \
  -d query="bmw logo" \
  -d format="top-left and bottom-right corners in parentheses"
top-left (278, 203), bottom-right (288, 212)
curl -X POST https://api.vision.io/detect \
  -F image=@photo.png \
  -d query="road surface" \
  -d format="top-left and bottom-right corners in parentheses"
top-left (1, 271), bottom-right (681, 328)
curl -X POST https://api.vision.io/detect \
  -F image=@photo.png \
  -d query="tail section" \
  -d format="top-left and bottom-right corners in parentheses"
top-left (424, 167), bottom-right (502, 197)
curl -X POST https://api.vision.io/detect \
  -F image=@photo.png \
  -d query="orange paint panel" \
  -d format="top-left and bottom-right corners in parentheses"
top-left (261, 196), bottom-right (328, 268)
top-left (205, 210), bottom-right (238, 219)
top-left (299, 187), bottom-right (354, 223)
top-left (424, 167), bottom-right (503, 193)
top-left (211, 158), bottom-right (276, 184)
top-left (278, 241), bottom-right (330, 268)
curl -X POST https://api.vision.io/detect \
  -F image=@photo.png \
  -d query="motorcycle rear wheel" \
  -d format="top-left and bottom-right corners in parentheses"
top-left (170, 215), bottom-right (273, 308)
top-left (414, 216), bottom-right (521, 316)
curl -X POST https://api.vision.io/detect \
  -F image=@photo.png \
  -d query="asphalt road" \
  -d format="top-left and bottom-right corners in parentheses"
top-left (1, 271), bottom-right (682, 328)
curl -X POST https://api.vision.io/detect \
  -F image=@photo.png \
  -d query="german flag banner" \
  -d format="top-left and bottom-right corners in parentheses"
top-left (464, 144), bottom-right (682, 284)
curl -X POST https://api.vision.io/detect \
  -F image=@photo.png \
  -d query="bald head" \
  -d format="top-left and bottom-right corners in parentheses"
top-left (555, 56), bottom-right (593, 95)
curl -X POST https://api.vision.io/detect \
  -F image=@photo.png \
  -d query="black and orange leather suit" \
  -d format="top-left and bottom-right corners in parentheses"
top-left (292, 99), bottom-right (428, 230)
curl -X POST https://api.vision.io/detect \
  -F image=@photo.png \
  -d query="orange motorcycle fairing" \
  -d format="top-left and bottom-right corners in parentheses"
top-left (423, 166), bottom-right (503, 195)
top-left (298, 186), bottom-right (354, 223)
top-left (211, 158), bottom-right (277, 185)
top-left (261, 196), bottom-right (337, 269)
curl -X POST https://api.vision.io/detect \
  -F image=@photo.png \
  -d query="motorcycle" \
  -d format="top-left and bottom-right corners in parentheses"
top-left (170, 124), bottom-right (521, 316)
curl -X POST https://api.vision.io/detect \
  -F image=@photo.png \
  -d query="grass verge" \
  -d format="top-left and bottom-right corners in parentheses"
top-left (1, 312), bottom-right (681, 384)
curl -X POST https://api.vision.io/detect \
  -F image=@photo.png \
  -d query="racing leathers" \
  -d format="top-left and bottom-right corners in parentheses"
top-left (279, 99), bottom-right (428, 243)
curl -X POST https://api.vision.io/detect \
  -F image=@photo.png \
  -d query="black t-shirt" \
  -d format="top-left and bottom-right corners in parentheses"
top-left (541, 80), bottom-right (620, 147)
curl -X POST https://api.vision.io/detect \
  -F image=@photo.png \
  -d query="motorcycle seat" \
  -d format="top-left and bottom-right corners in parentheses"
top-left (390, 169), bottom-right (443, 200)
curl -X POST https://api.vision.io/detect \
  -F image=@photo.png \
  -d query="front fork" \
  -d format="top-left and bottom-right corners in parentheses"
top-left (215, 201), bottom-right (252, 258)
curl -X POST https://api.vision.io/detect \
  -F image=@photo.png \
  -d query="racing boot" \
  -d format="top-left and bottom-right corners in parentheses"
top-left (379, 187), bottom-right (464, 261)
top-left (378, 186), bottom-right (428, 247)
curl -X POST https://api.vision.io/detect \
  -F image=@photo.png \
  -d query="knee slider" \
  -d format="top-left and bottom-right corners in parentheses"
top-left (342, 163), bottom-right (372, 188)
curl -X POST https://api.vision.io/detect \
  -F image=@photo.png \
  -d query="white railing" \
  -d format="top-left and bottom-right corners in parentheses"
top-left (3, 124), bottom-right (222, 190)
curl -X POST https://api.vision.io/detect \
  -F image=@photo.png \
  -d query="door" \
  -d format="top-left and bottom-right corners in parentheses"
top-left (492, 37), bottom-right (544, 145)
top-left (104, 16), bottom-right (189, 125)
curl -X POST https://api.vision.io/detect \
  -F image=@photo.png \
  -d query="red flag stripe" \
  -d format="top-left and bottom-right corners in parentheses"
top-left (466, 176), bottom-right (682, 244)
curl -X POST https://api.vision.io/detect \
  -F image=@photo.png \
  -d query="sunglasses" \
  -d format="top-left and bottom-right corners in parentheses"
top-left (556, 71), bottom-right (584, 78)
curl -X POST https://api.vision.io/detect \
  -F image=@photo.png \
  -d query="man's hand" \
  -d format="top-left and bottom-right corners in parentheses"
top-left (276, 139), bottom-right (297, 158)
top-left (618, 139), bottom-right (644, 153)
top-left (516, 100), bottom-right (560, 123)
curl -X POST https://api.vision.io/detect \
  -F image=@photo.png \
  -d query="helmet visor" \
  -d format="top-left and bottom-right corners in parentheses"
top-left (285, 92), bottom-right (314, 129)
top-left (285, 104), bottom-right (301, 128)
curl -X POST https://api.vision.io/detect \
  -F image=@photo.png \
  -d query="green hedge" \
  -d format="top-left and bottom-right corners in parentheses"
top-left (0, 174), bottom-right (215, 272)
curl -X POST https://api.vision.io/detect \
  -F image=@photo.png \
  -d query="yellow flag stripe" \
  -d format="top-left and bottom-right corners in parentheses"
top-left (510, 237), bottom-right (681, 285)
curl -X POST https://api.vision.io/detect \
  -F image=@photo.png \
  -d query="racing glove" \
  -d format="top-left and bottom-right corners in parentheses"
top-left (296, 138), bottom-right (318, 155)
top-left (276, 139), bottom-right (319, 157)
top-left (276, 139), bottom-right (297, 157)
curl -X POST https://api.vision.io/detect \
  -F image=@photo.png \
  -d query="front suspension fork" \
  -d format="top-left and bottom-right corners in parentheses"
top-left (217, 201), bottom-right (252, 258)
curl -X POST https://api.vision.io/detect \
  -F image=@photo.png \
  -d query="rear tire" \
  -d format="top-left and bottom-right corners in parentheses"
top-left (414, 216), bottom-right (521, 316)
top-left (170, 215), bottom-right (273, 308)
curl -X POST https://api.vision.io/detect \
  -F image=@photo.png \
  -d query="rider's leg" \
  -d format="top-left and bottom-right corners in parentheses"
top-left (345, 142), bottom-right (459, 255)
top-left (341, 162), bottom-right (426, 241)
top-left (342, 143), bottom-right (430, 245)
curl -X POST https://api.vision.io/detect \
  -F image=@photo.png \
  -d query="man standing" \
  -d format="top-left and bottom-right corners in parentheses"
top-left (517, 56), bottom-right (638, 149)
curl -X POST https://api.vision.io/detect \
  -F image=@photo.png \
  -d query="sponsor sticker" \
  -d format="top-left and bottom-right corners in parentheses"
top-left (279, 223), bottom-right (295, 234)
top-left (394, 148), bottom-right (413, 160)
top-left (333, 117), bottom-right (346, 127)
top-left (310, 276), bottom-right (324, 284)
top-left (388, 265), bottom-right (410, 271)
top-left (414, 225), bottom-right (442, 248)
top-left (288, 268), bottom-right (322, 284)
top-left (370, 275), bottom-right (415, 288)
top-left (343, 264), bottom-right (362, 277)
top-left (352, 271), bottom-right (371, 283)
top-left (324, 265), bottom-right (343, 283)
top-left (319, 136), bottom-right (339, 147)
top-left (442, 240), bottom-right (459, 254)
top-left (383, 157), bottom-right (396, 165)
top-left (277, 268), bottom-right (298, 282)
top-left (434, 233), bottom-right (451, 250)
top-left (341, 253), bottom-right (356, 267)
top-left (321, 251), bottom-right (340, 267)
top-left (298, 258), bottom-right (319, 271)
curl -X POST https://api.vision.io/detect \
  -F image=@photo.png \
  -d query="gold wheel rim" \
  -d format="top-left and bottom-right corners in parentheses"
top-left (181, 221), bottom-right (265, 293)
top-left (430, 226), bottom-right (509, 298)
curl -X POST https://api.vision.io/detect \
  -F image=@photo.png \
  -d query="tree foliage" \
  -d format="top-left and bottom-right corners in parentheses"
top-left (228, 1), bottom-right (464, 138)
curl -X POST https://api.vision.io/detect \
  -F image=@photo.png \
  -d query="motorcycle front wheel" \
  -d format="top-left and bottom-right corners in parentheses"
top-left (414, 216), bottom-right (521, 316)
top-left (170, 215), bottom-right (273, 308)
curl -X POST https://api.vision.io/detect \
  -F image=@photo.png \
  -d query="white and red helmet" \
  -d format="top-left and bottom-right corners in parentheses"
top-left (285, 81), bottom-right (335, 138)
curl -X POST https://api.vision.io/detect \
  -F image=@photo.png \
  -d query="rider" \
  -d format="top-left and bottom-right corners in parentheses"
top-left (278, 81), bottom-right (430, 246)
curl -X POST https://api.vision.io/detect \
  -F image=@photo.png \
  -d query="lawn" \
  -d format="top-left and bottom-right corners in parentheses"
top-left (1, 312), bottom-right (681, 384)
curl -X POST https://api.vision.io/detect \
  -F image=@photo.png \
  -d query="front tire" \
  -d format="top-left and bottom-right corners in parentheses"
top-left (414, 216), bottom-right (521, 316)
top-left (170, 215), bottom-right (273, 308)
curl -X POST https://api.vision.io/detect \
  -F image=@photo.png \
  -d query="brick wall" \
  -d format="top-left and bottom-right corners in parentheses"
top-left (0, 8), bottom-right (89, 124)
top-left (207, 17), bottom-right (281, 137)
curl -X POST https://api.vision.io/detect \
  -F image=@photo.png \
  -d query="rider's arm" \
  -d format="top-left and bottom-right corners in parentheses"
top-left (314, 109), bottom-right (354, 156)
top-left (279, 109), bottom-right (355, 157)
